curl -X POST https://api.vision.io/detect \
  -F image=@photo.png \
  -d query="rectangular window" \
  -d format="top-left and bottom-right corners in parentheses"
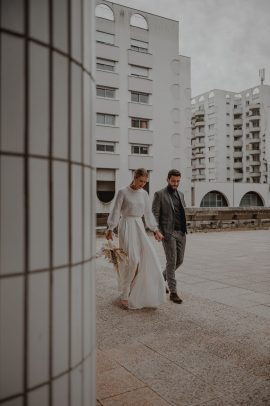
top-left (96, 58), bottom-right (115, 72)
top-left (96, 86), bottom-right (115, 98)
top-left (131, 144), bottom-right (149, 155)
top-left (96, 31), bottom-right (114, 45)
top-left (131, 117), bottom-right (149, 129)
top-left (96, 142), bottom-right (115, 153)
top-left (130, 38), bottom-right (148, 53)
top-left (130, 65), bottom-right (149, 78)
top-left (131, 92), bottom-right (149, 104)
top-left (96, 113), bottom-right (116, 126)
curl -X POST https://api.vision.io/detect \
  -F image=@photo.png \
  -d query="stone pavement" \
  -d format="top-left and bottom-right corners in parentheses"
top-left (96, 230), bottom-right (270, 406)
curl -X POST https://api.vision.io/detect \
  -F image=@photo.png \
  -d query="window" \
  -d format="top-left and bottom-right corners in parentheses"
top-left (130, 13), bottom-right (148, 29)
top-left (96, 169), bottom-right (115, 203)
top-left (130, 65), bottom-right (149, 78)
top-left (240, 192), bottom-right (263, 207)
top-left (96, 58), bottom-right (115, 72)
top-left (96, 142), bottom-right (115, 153)
top-left (131, 92), bottom-right (149, 104)
top-left (96, 113), bottom-right (116, 126)
top-left (130, 38), bottom-right (148, 53)
top-left (96, 31), bottom-right (114, 45)
top-left (96, 86), bottom-right (115, 98)
top-left (131, 118), bottom-right (149, 129)
top-left (209, 157), bottom-right (215, 163)
top-left (131, 144), bottom-right (149, 154)
top-left (200, 191), bottom-right (228, 207)
top-left (95, 4), bottom-right (114, 20)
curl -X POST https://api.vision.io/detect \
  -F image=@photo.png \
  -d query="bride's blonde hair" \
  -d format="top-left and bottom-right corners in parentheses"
top-left (134, 168), bottom-right (148, 179)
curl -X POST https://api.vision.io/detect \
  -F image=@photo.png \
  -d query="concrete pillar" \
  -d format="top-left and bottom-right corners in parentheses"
top-left (0, 0), bottom-right (96, 404)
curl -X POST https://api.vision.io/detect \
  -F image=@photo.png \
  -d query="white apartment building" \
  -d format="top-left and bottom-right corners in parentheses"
top-left (191, 85), bottom-right (270, 207)
top-left (94, 1), bottom-right (192, 222)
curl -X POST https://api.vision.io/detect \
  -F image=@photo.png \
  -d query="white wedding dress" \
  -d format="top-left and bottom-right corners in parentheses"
top-left (107, 186), bottom-right (166, 309)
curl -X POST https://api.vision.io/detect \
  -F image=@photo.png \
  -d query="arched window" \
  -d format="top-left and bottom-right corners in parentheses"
top-left (240, 192), bottom-right (264, 207)
top-left (130, 13), bottom-right (148, 29)
top-left (200, 191), bottom-right (228, 207)
top-left (199, 95), bottom-right (205, 102)
top-left (208, 91), bottom-right (215, 99)
top-left (96, 169), bottom-right (115, 203)
top-left (95, 4), bottom-right (114, 20)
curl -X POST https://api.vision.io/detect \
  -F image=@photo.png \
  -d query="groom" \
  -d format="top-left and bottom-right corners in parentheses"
top-left (152, 169), bottom-right (187, 303)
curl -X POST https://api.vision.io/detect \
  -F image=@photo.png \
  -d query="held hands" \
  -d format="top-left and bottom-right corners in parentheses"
top-left (105, 230), bottom-right (113, 240)
top-left (154, 230), bottom-right (164, 242)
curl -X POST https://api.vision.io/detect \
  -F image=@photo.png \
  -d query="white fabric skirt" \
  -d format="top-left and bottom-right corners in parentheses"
top-left (118, 216), bottom-right (166, 309)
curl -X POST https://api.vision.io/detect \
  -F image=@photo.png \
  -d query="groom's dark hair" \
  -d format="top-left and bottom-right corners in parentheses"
top-left (168, 169), bottom-right (181, 179)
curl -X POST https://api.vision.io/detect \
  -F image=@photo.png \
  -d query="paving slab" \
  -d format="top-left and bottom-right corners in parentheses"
top-left (96, 230), bottom-right (270, 405)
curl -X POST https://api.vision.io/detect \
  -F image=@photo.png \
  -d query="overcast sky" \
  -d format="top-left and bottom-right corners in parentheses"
top-left (115, 0), bottom-right (270, 96)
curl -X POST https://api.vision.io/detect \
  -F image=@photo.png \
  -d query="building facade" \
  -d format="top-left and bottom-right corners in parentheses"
top-left (191, 85), bottom-right (270, 207)
top-left (94, 1), bottom-right (192, 222)
top-left (0, 0), bottom-right (96, 404)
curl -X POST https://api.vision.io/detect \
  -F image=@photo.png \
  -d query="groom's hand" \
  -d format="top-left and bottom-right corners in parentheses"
top-left (154, 230), bottom-right (164, 242)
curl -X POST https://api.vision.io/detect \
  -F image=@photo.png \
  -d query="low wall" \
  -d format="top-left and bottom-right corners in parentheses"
top-left (186, 207), bottom-right (270, 232)
top-left (97, 208), bottom-right (270, 233)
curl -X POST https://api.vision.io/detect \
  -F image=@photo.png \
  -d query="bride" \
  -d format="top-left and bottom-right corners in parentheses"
top-left (105, 168), bottom-right (166, 309)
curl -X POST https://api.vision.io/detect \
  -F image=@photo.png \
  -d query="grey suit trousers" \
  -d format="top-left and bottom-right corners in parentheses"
top-left (162, 230), bottom-right (186, 293)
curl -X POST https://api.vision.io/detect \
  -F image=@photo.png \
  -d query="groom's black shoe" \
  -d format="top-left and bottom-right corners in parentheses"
top-left (170, 292), bottom-right (183, 304)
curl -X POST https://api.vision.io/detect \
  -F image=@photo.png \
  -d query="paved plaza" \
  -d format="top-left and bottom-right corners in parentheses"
top-left (96, 230), bottom-right (270, 405)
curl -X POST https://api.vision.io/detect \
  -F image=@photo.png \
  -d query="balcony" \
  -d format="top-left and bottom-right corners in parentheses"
top-left (233, 118), bottom-right (242, 126)
top-left (96, 98), bottom-right (120, 116)
top-left (233, 151), bottom-right (243, 158)
top-left (234, 173), bottom-right (243, 179)
top-left (234, 107), bottom-right (242, 115)
top-left (249, 113), bottom-right (260, 120)
top-left (128, 102), bottom-right (153, 120)
top-left (249, 172), bottom-right (261, 177)
top-left (96, 70), bottom-right (119, 88)
top-left (128, 154), bottom-right (153, 170)
top-left (196, 163), bottom-right (206, 169)
top-left (249, 149), bottom-right (261, 154)
top-left (250, 126), bottom-right (260, 132)
top-left (197, 174), bottom-right (206, 180)
top-left (96, 42), bottom-right (120, 61)
top-left (96, 125), bottom-right (120, 142)
top-left (234, 162), bottom-right (243, 169)
top-left (194, 120), bottom-right (205, 127)
top-left (193, 152), bottom-right (205, 158)
top-left (128, 75), bottom-right (153, 94)
top-left (234, 129), bottom-right (243, 136)
top-left (196, 140), bottom-right (205, 148)
top-left (95, 152), bottom-right (120, 169)
top-left (233, 140), bottom-right (243, 147)
top-left (194, 132), bottom-right (205, 139)
top-left (128, 49), bottom-right (153, 68)
top-left (249, 136), bottom-right (260, 143)
top-left (128, 128), bottom-right (154, 145)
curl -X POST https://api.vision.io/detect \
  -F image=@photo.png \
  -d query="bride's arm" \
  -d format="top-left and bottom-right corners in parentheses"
top-left (107, 189), bottom-right (124, 231)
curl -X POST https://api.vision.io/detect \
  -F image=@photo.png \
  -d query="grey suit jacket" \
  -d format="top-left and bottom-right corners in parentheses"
top-left (152, 187), bottom-right (186, 239)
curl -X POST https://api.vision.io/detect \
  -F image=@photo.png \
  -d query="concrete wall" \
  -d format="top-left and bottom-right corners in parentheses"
top-left (0, 0), bottom-right (96, 404)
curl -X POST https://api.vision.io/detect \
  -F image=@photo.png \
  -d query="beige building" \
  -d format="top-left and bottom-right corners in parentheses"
top-left (191, 85), bottom-right (270, 207)
top-left (94, 1), bottom-right (192, 223)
